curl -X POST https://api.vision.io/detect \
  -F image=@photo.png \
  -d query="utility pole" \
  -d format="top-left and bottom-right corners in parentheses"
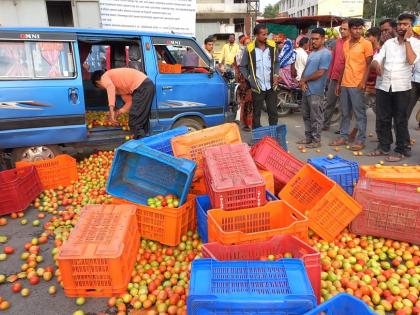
top-left (373, 0), bottom-right (378, 26)
top-left (247, 0), bottom-right (260, 35)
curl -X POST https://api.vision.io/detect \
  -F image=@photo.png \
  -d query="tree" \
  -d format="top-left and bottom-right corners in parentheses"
top-left (263, 3), bottom-right (280, 18)
top-left (364, 0), bottom-right (419, 24)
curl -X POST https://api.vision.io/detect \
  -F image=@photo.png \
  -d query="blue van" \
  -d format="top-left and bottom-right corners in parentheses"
top-left (0, 28), bottom-right (234, 163)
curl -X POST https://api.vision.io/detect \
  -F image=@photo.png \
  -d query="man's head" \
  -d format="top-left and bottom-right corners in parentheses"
top-left (339, 20), bottom-right (350, 39)
top-left (299, 37), bottom-right (310, 50)
top-left (366, 27), bottom-right (381, 46)
top-left (311, 28), bottom-right (326, 50)
top-left (348, 18), bottom-right (365, 40)
top-left (228, 33), bottom-right (235, 44)
top-left (253, 24), bottom-right (268, 44)
top-left (91, 70), bottom-right (105, 88)
top-left (380, 18), bottom-right (397, 39)
top-left (204, 37), bottom-right (214, 53)
top-left (397, 13), bottom-right (416, 38)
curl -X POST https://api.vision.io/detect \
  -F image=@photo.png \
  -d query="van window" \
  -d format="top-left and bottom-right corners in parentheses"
top-left (154, 42), bottom-right (210, 74)
top-left (0, 41), bottom-right (76, 80)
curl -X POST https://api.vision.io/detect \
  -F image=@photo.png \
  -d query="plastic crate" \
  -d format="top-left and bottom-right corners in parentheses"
top-left (16, 154), bottom-right (78, 190)
top-left (207, 200), bottom-right (309, 245)
top-left (0, 166), bottom-right (43, 216)
top-left (107, 142), bottom-right (196, 206)
top-left (112, 194), bottom-right (196, 246)
top-left (304, 293), bottom-right (376, 315)
top-left (57, 204), bottom-right (139, 297)
top-left (259, 168), bottom-right (275, 194)
top-left (138, 126), bottom-right (189, 155)
top-left (196, 191), bottom-right (279, 244)
top-left (308, 156), bottom-right (359, 195)
top-left (189, 176), bottom-right (207, 195)
top-left (188, 258), bottom-right (317, 315)
top-left (279, 164), bottom-right (362, 242)
top-left (171, 123), bottom-right (241, 179)
top-left (202, 235), bottom-right (321, 303)
top-left (251, 136), bottom-right (304, 193)
top-left (203, 143), bottom-right (266, 210)
top-left (360, 165), bottom-right (420, 184)
top-left (350, 178), bottom-right (420, 244)
top-left (252, 124), bottom-right (288, 150)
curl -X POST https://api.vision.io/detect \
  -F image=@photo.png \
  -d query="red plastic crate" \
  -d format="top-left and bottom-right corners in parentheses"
top-left (202, 235), bottom-right (321, 303)
top-left (57, 204), bottom-right (139, 297)
top-left (251, 137), bottom-right (304, 193)
top-left (203, 143), bottom-right (266, 210)
top-left (0, 166), bottom-right (42, 216)
top-left (350, 178), bottom-right (420, 244)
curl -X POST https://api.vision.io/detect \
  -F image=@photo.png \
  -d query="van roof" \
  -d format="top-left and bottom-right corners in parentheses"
top-left (0, 27), bottom-right (193, 39)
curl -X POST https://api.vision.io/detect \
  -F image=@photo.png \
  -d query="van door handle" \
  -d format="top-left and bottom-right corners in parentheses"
top-left (69, 88), bottom-right (79, 104)
top-left (162, 86), bottom-right (173, 91)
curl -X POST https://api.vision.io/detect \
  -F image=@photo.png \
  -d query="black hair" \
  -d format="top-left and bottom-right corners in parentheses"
top-left (366, 27), bottom-right (381, 40)
top-left (91, 70), bottom-right (105, 87)
top-left (311, 28), bottom-right (325, 37)
top-left (204, 37), bottom-right (214, 44)
top-left (253, 24), bottom-right (267, 35)
top-left (229, 33), bottom-right (235, 38)
top-left (349, 18), bottom-right (365, 28)
top-left (299, 37), bottom-right (309, 47)
top-left (380, 18), bottom-right (397, 29)
top-left (238, 34), bottom-right (245, 41)
top-left (398, 13), bottom-right (416, 25)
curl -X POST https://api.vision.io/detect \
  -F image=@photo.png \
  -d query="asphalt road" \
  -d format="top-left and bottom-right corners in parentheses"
top-left (0, 103), bottom-right (419, 315)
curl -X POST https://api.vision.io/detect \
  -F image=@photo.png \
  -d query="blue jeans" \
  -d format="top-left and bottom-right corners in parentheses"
top-left (339, 87), bottom-right (367, 143)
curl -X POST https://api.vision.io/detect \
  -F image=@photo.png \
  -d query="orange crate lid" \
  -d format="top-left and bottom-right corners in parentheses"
top-left (280, 164), bottom-right (362, 242)
top-left (360, 165), bottom-right (420, 184)
top-left (171, 123), bottom-right (241, 179)
top-left (207, 200), bottom-right (309, 244)
top-left (58, 204), bottom-right (137, 259)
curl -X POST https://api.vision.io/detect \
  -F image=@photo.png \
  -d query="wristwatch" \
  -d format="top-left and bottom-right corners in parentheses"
top-left (404, 38), bottom-right (411, 43)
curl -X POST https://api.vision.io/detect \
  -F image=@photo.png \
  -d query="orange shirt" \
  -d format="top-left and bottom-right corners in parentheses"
top-left (342, 37), bottom-right (373, 88)
top-left (99, 68), bottom-right (147, 108)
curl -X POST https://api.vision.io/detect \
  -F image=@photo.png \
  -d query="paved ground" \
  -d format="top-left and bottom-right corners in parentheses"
top-left (0, 103), bottom-right (419, 315)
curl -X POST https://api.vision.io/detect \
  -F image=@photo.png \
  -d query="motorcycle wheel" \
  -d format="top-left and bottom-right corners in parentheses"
top-left (277, 90), bottom-right (293, 117)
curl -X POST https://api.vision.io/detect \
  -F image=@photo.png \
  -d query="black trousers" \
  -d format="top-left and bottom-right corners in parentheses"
top-left (408, 81), bottom-right (420, 126)
top-left (129, 78), bottom-right (155, 139)
top-left (252, 89), bottom-right (278, 128)
top-left (375, 88), bottom-right (411, 154)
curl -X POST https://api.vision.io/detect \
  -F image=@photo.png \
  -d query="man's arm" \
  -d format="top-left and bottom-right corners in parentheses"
top-left (371, 41), bottom-right (386, 75)
top-left (117, 95), bottom-right (133, 115)
top-left (301, 69), bottom-right (327, 83)
top-left (239, 49), bottom-right (251, 80)
top-left (219, 45), bottom-right (226, 64)
top-left (359, 56), bottom-right (373, 89)
top-left (405, 28), bottom-right (419, 65)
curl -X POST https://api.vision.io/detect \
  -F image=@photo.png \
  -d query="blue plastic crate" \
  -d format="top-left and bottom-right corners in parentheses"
top-left (188, 258), bottom-right (317, 315)
top-left (196, 191), bottom-right (278, 244)
top-left (308, 155), bottom-right (359, 195)
top-left (252, 125), bottom-right (287, 150)
top-left (138, 126), bottom-right (189, 155)
top-left (304, 293), bottom-right (375, 315)
top-left (107, 141), bottom-right (196, 206)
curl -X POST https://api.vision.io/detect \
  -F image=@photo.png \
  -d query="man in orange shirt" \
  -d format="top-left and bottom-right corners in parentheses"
top-left (92, 68), bottom-right (155, 139)
top-left (330, 18), bottom-right (373, 151)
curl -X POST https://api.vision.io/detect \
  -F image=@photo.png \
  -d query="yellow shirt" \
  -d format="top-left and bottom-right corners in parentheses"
top-left (220, 43), bottom-right (240, 65)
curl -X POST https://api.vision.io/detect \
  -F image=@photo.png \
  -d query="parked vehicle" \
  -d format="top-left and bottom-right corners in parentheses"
top-left (0, 28), bottom-right (234, 164)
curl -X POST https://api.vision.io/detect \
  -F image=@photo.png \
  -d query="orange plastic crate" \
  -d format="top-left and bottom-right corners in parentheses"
top-left (112, 194), bottom-right (196, 246)
top-left (171, 123), bottom-right (241, 179)
top-left (280, 164), bottom-right (362, 242)
top-left (360, 165), bottom-right (420, 184)
top-left (16, 154), bottom-right (78, 189)
top-left (207, 200), bottom-right (309, 245)
top-left (259, 168), bottom-right (275, 194)
top-left (57, 204), bottom-right (139, 297)
top-left (159, 63), bottom-right (182, 74)
top-left (190, 176), bottom-right (207, 195)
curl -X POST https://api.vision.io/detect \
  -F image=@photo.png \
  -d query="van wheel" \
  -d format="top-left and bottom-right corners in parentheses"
top-left (11, 145), bottom-right (61, 165)
top-left (172, 118), bottom-right (204, 132)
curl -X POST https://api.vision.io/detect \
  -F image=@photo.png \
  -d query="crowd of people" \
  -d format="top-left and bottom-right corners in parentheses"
top-left (203, 13), bottom-right (420, 162)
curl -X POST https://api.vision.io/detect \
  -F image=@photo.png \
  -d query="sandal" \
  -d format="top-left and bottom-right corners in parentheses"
top-left (306, 142), bottom-right (321, 149)
top-left (367, 149), bottom-right (390, 157)
top-left (350, 142), bottom-right (365, 151)
top-left (329, 138), bottom-right (348, 146)
top-left (385, 153), bottom-right (405, 162)
top-left (296, 138), bottom-right (311, 145)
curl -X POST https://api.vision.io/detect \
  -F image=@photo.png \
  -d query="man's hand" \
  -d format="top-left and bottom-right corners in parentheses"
top-left (404, 26), bottom-right (413, 40)
top-left (115, 106), bottom-right (128, 117)
top-left (380, 32), bottom-right (392, 44)
top-left (374, 62), bottom-right (383, 76)
top-left (299, 80), bottom-right (308, 92)
top-left (358, 81), bottom-right (366, 90)
top-left (109, 107), bottom-right (118, 126)
top-left (335, 84), bottom-right (341, 96)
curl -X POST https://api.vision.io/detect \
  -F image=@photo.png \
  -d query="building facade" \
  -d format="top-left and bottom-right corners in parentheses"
top-left (278, 0), bottom-right (364, 18)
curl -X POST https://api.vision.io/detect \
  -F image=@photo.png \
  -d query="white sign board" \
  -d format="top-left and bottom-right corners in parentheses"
top-left (99, 0), bottom-right (196, 36)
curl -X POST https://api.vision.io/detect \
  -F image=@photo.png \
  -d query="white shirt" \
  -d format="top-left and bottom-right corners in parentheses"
top-left (374, 37), bottom-right (420, 92)
top-left (255, 47), bottom-right (272, 91)
top-left (295, 47), bottom-right (308, 80)
top-left (413, 59), bottom-right (420, 83)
